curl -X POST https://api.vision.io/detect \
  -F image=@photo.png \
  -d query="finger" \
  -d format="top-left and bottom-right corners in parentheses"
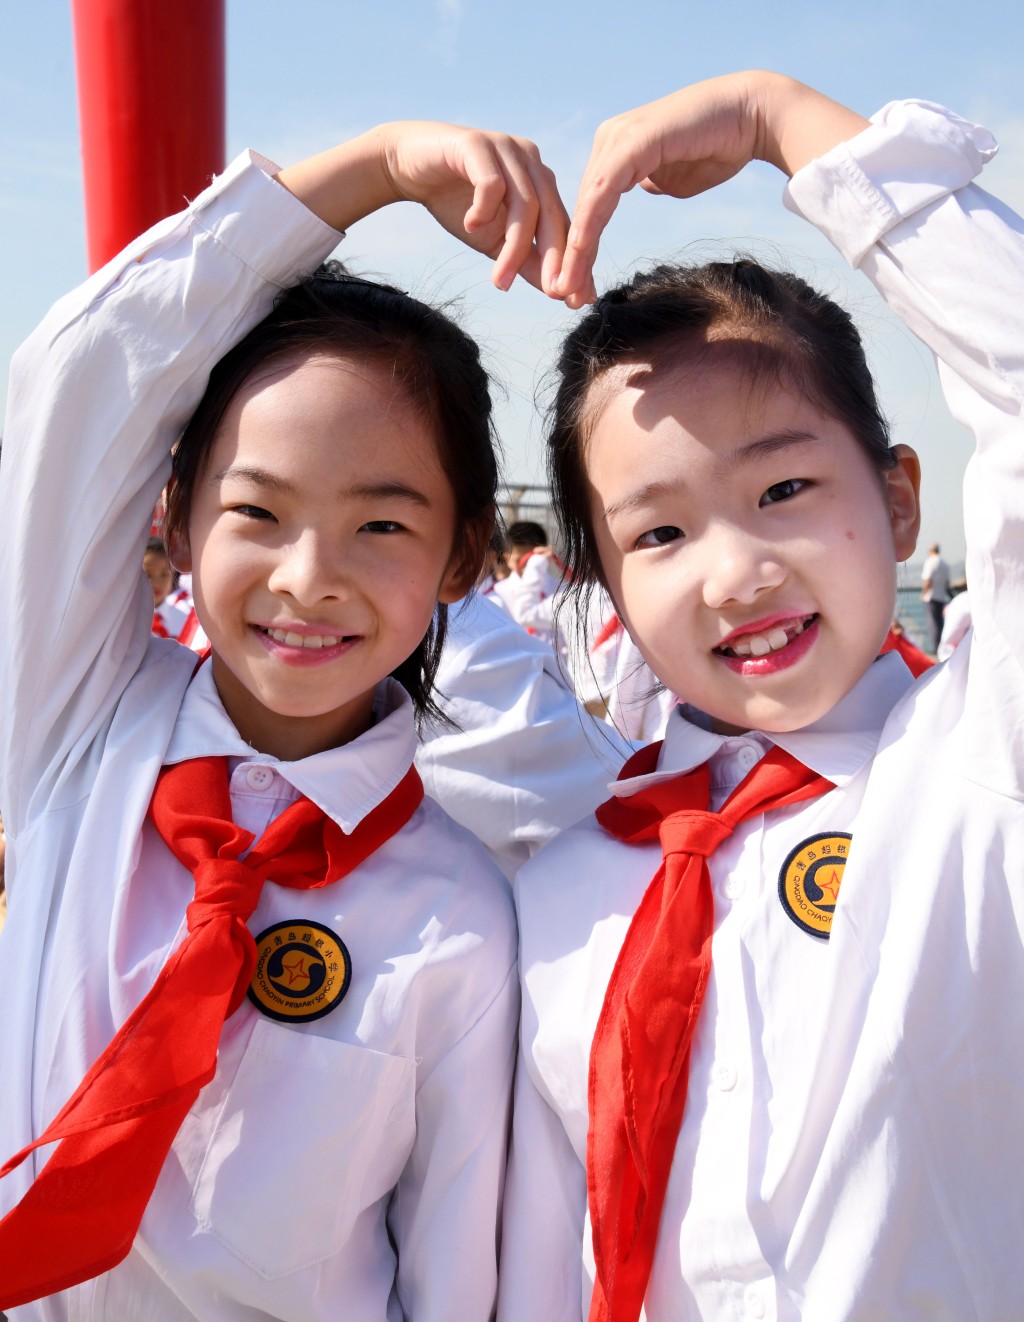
top-left (458, 135), bottom-right (509, 234)
top-left (555, 127), bottom-right (656, 300)
top-left (487, 144), bottom-right (542, 291)
top-left (530, 159), bottom-right (572, 298)
top-left (500, 149), bottom-right (571, 297)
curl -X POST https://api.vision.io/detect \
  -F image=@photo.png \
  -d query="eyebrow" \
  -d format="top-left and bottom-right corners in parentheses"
top-left (215, 466), bottom-right (433, 509)
top-left (602, 430), bottom-right (820, 522)
top-left (731, 429), bottom-right (819, 465)
top-left (214, 464), bottom-right (297, 495)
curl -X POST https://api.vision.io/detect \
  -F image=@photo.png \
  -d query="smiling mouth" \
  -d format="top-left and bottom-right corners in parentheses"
top-left (715, 614), bottom-right (818, 659)
top-left (256, 625), bottom-right (354, 650)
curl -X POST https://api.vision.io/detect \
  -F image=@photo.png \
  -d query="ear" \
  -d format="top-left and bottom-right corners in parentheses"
top-left (166, 523), bottom-right (192, 574)
top-left (885, 444), bottom-right (921, 562)
top-left (437, 509), bottom-right (494, 605)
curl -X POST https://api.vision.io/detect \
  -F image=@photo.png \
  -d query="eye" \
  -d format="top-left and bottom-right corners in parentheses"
top-left (760, 478), bottom-right (807, 506)
top-left (635, 525), bottom-right (683, 549)
top-left (361, 519), bottom-right (405, 534)
top-left (231, 504), bottom-right (275, 521)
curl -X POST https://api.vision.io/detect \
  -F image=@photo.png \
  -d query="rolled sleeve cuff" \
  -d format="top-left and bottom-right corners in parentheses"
top-left (783, 100), bottom-right (998, 267)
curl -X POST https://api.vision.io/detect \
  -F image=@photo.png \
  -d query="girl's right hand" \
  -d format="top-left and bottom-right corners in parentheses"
top-left (276, 122), bottom-right (569, 298)
top-left (555, 71), bottom-right (868, 308)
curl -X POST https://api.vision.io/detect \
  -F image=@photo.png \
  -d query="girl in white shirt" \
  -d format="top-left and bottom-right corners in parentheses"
top-left (500, 73), bottom-right (1024, 1320)
top-left (0, 122), bottom-right (566, 1318)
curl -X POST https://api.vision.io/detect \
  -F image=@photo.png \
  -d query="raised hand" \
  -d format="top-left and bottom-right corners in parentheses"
top-left (276, 121), bottom-right (570, 298)
top-left (555, 72), bottom-right (868, 308)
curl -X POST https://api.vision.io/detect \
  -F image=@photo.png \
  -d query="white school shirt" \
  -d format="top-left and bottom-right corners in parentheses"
top-left (153, 593), bottom-right (190, 639)
top-left (416, 592), bottom-right (630, 880)
top-left (604, 628), bottom-right (675, 744)
top-left (0, 151), bottom-right (517, 1321)
top-left (937, 589), bottom-right (972, 660)
top-left (920, 550), bottom-right (951, 603)
top-left (499, 101), bottom-right (1024, 1322)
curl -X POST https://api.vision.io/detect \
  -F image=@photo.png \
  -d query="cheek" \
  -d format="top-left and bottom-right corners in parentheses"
top-left (591, 514), bottom-right (625, 586)
top-left (194, 529), bottom-right (260, 598)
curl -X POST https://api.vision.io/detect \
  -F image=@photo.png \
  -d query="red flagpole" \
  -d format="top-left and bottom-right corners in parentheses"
top-left (72, 0), bottom-right (225, 273)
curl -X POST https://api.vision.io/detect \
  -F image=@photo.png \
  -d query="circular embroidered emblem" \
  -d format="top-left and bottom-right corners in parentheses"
top-left (248, 920), bottom-right (351, 1023)
top-left (777, 832), bottom-right (851, 940)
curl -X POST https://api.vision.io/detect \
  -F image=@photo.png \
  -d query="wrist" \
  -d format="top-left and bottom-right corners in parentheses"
top-left (754, 73), bottom-right (869, 177)
top-left (274, 129), bottom-right (401, 232)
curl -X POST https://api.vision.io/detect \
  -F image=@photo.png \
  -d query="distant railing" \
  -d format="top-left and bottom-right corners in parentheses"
top-left (498, 483), bottom-right (555, 537)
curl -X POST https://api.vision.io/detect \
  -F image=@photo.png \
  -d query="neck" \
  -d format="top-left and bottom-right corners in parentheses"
top-left (209, 653), bottom-right (377, 761)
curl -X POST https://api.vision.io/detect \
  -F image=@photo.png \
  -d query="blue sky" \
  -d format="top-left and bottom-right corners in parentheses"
top-left (4, 0), bottom-right (1024, 564)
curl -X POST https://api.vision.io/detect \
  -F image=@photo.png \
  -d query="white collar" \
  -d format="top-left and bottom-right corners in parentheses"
top-left (609, 652), bottom-right (915, 797)
top-left (162, 663), bottom-right (419, 832)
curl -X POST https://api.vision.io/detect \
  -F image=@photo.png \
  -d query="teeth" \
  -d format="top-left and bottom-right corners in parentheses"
top-left (726, 623), bottom-right (804, 658)
top-left (267, 628), bottom-right (342, 649)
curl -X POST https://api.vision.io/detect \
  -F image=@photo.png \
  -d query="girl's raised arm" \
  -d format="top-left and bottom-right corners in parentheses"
top-left (555, 71), bottom-right (867, 307)
top-left (0, 123), bottom-right (564, 837)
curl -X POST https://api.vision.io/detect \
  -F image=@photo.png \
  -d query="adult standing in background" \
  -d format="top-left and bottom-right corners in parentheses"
top-left (921, 541), bottom-right (951, 653)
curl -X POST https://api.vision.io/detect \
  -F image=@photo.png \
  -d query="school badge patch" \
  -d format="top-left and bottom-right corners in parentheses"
top-left (777, 832), bottom-right (851, 939)
top-left (248, 920), bottom-right (352, 1023)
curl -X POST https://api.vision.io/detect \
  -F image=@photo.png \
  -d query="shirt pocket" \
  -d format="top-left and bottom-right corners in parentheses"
top-left (189, 1017), bottom-right (416, 1279)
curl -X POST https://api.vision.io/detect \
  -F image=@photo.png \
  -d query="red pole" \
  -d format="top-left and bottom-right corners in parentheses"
top-left (71, 0), bottom-right (225, 273)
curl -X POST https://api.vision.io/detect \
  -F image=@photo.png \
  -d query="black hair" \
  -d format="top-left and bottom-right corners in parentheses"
top-left (506, 521), bottom-right (548, 549)
top-left (166, 262), bottom-right (498, 723)
top-left (547, 258), bottom-right (895, 606)
top-left (145, 535), bottom-right (169, 557)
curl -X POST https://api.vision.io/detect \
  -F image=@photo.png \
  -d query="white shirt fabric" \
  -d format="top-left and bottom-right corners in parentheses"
top-left (937, 589), bottom-right (972, 660)
top-left (604, 628), bottom-right (675, 744)
top-left (491, 552), bottom-right (566, 653)
top-left (416, 592), bottom-right (630, 880)
top-left (920, 551), bottom-right (951, 603)
top-left (499, 101), bottom-right (1024, 1321)
top-left (153, 594), bottom-right (190, 639)
top-left (0, 151), bottom-right (517, 1321)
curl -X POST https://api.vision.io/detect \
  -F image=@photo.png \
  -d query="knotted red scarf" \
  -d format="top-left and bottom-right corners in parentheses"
top-left (0, 756), bottom-right (422, 1308)
top-left (587, 741), bottom-right (831, 1322)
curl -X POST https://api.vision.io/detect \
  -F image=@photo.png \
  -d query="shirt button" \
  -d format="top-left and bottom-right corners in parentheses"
top-left (245, 765), bottom-right (275, 791)
top-left (737, 744), bottom-right (759, 771)
top-left (745, 1287), bottom-right (766, 1319)
top-left (723, 874), bottom-right (745, 900)
top-left (713, 1061), bottom-right (738, 1092)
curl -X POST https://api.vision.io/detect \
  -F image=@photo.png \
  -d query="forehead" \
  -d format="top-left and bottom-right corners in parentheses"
top-left (224, 350), bottom-right (421, 428)
top-left (209, 350), bottom-right (444, 479)
top-left (583, 348), bottom-right (821, 459)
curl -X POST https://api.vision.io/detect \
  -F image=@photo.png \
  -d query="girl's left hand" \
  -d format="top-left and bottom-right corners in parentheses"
top-left (379, 122), bottom-right (570, 296)
top-left (277, 122), bottom-right (570, 298)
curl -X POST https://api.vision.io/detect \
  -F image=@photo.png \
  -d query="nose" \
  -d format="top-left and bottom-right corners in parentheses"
top-left (267, 530), bottom-right (346, 606)
top-left (699, 523), bottom-right (786, 610)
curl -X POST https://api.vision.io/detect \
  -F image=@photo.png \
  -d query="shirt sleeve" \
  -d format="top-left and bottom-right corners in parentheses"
top-left (0, 151), bottom-right (341, 832)
top-left (388, 961), bottom-right (519, 1322)
top-left (416, 596), bottom-right (629, 878)
top-left (784, 100), bottom-right (1024, 688)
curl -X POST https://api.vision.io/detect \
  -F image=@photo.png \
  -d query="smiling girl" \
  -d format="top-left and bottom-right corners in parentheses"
top-left (0, 122), bottom-right (565, 1317)
top-left (500, 73), bottom-right (1024, 1320)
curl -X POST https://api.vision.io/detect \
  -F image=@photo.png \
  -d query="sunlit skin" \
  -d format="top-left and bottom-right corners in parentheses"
top-left (585, 357), bottom-right (921, 735)
top-left (142, 550), bottom-right (175, 606)
top-left (173, 353), bottom-right (474, 761)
